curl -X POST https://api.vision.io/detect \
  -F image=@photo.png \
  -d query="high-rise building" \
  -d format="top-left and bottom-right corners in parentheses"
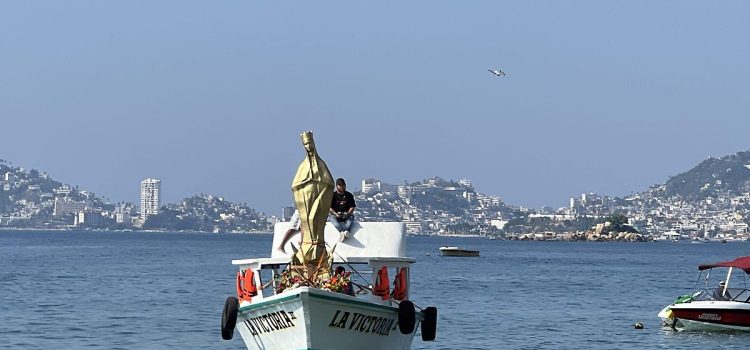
top-left (140, 178), bottom-right (161, 221)
top-left (281, 206), bottom-right (295, 221)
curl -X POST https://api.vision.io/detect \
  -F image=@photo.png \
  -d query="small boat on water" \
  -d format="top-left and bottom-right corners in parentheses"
top-left (438, 246), bottom-right (480, 257)
top-left (658, 256), bottom-right (750, 331)
top-left (655, 231), bottom-right (681, 241)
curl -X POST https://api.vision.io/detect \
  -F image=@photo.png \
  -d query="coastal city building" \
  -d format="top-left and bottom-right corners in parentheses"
top-left (281, 206), bottom-right (295, 221)
top-left (114, 204), bottom-right (131, 224)
top-left (53, 198), bottom-right (87, 217)
top-left (140, 178), bottom-right (161, 221)
top-left (361, 179), bottom-right (381, 194)
top-left (75, 210), bottom-right (104, 227)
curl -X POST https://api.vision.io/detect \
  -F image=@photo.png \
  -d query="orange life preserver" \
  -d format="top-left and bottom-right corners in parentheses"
top-left (392, 267), bottom-right (408, 301)
top-left (235, 271), bottom-right (245, 301)
top-left (236, 269), bottom-right (258, 302)
top-left (373, 266), bottom-right (390, 300)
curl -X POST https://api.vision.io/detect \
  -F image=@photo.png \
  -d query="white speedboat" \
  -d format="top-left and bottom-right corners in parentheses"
top-left (438, 246), bottom-right (479, 257)
top-left (659, 256), bottom-right (750, 331)
top-left (221, 222), bottom-right (438, 349)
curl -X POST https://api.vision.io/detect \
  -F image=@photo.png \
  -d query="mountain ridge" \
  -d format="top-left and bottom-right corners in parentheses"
top-left (661, 150), bottom-right (750, 201)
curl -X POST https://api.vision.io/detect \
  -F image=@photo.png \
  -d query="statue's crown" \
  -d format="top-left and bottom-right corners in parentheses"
top-left (301, 131), bottom-right (314, 142)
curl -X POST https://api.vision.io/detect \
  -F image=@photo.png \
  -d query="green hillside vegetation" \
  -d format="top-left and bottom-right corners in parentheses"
top-left (410, 189), bottom-right (470, 216)
top-left (502, 214), bottom-right (596, 235)
top-left (596, 213), bottom-right (638, 234)
top-left (143, 194), bottom-right (269, 232)
top-left (0, 163), bottom-right (111, 227)
top-left (665, 151), bottom-right (750, 200)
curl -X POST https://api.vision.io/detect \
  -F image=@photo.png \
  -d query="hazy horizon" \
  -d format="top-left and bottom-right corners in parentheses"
top-left (2, 1), bottom-right (749, 214)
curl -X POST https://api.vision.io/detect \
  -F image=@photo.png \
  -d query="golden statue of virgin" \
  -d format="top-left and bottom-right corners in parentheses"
top-left (291, 131), bottom-right (334, 281)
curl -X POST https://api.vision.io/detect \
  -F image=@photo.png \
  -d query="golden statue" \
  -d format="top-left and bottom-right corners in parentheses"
top-left (291, 131), bottom-right (334, 281)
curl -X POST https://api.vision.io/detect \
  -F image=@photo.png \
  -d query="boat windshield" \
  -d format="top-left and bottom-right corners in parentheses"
top-left (691, 267), bottom-right (750, 302)
top-left (691, 287), bottom-right (750, 302)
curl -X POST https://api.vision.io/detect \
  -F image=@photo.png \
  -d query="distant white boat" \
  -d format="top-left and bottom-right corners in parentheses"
top-left (438, 246), bottom-right (480, 257)
top-left (655, 231), bottom-right (681, 241)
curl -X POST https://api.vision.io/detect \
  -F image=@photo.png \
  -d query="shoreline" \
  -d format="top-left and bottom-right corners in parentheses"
top-left (432, 233), bottom-right (484, 238)
top-left (0, 227), bottom-right (273, 234)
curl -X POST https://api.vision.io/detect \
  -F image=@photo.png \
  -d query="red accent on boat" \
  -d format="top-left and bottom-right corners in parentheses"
top-left (392, 267), bottom-right (408, 301)
top-left (699, 256), bottom-right (750, 273)
top-left (672, 308), bottom-right (750, 327)
top-left (236, 269), bottom-right (258, 302)
top-left (373, 266), bottom-right (390, 300)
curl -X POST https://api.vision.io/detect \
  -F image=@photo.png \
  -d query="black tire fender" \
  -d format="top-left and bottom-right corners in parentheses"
top-left (421, 306), bottom-right (437, 341)
top-left (221, 296), bottom-right (239, 340)
top-left (398, 300), bottom-right (416, 334)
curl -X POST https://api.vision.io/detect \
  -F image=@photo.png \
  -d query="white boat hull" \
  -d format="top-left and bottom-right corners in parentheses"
top-left (236, 287), bottom-right (420, 350)
top-left (658, 305), bottom-right (678, 327)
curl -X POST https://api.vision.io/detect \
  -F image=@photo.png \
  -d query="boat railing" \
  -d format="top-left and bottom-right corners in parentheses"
top-left (232, 256), bottom-right (416, 304)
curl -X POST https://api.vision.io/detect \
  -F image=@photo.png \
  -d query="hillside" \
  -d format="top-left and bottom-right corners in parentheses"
top-left (664, 151), bottom-right (750, 201)
top-left (143, 194), bottom-right (269, 232)
top-left (0, 159), bottom-right (270, 231)
top-left (0, 161), bottom-right (112, 227)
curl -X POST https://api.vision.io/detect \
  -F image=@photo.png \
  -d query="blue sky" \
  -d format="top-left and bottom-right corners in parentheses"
top-left (2, 1), bottom-right (749, 214)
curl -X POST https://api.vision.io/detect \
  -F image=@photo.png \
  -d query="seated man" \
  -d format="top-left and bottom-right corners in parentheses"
top-left (329, 178), bottom-right (356, 242)
top-left (713, 281), bottom-right (733, 301)
top-left (277, 210), bottom-right (301, 253)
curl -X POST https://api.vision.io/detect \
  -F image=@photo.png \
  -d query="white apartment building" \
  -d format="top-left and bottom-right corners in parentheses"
top-left (140, 178), bottom-right (161, 221)
top-left (361, 179), bottom-right (381, 194)
top-left (75, 210), bottom-right (104, 227)
top-left (53, 198), bottom-right (88, 217)
top-left (397, 185), bottom-right (411, 198)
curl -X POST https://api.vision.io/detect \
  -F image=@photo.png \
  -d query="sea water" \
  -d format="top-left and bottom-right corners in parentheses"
top-left (2, 231), bottom-right (750, 349)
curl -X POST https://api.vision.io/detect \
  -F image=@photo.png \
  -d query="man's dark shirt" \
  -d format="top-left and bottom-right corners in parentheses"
top-left (331, 191), bottom-right (356, 222)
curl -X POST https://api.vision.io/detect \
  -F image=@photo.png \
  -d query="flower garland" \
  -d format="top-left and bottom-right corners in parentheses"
top-left (276, 269), bottom-right (352, 294)
top-left (322, 271), bottom-right (351, 293)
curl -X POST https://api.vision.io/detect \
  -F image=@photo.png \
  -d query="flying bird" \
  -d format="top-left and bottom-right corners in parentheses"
top-left (488, 69), bottom-right (506, 77)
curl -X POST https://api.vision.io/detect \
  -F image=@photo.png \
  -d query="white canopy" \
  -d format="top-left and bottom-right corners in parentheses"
top-left (271, 221), bottom-right (407, 259)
